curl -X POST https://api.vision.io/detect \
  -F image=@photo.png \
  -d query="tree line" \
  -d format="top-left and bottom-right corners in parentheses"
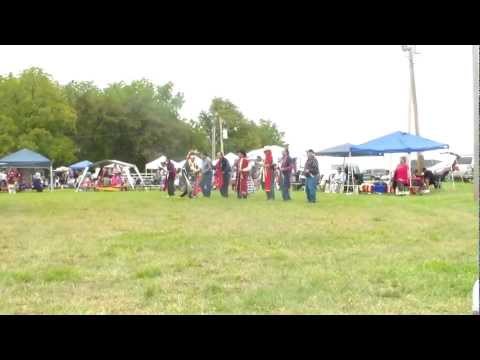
top-left (0, 68), bottom-right (285, 167)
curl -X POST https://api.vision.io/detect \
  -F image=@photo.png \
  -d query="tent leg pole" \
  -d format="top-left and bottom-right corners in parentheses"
top-left (50, 165), bottom-right (53, 192)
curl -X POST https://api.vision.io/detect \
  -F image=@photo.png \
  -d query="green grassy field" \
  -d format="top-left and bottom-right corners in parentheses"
top-left (0, 183), bottom-right (477, 314)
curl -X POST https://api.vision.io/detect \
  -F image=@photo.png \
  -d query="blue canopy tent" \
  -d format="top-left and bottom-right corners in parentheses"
top-left (316, 143), bottom-right (383, 194)
top-left (0, 148), bottom-right (54, 191)
top-left (69, 160), bottom-right (93, 171)
top-left (351, 131), bottom-right (449, 154)
top-left (317, 143), bottom-right (383, 157)
top-left (351, 131), bottom-right (449, 190)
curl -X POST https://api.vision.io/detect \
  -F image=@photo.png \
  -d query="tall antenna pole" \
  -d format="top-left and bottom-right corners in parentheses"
top-left (212, 118), bottom-right (216, 160)
top-left (402, 45), bottom-right (420, 135)
top-left (219, 115), bottom-right (224, 154)
top-left (473, 45), bottom-right (479, 202)
top-left (402, 45), bottom-right (423, 173)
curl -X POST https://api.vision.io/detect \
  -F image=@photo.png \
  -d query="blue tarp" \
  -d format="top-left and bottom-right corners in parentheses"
top-left (351, 131), bottom-right (449, 154)
top-left (317, 143), bottom-right (383, 157)
top-left (69, 160), bottom-right (93, 170)
top-left (0, 148), bottom-right (52, 168)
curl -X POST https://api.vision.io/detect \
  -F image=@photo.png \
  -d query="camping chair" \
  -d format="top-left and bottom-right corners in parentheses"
top-left (394, 180), bottom-right (410, 196)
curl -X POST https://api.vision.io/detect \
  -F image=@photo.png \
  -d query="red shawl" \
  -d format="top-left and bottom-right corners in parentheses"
top-left (236, 157), bottom-right (249, 196)
top-left (264, 150), bottom-right (273, 192)
top-left (214, 159), bottom-right (223, 189)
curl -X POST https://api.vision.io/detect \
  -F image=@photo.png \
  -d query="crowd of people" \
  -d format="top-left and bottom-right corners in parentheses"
top-left (0, 150), bottom-right (443, 199)
top-left (158, 147), bottom-right (320, 203)
top-left (0, 168), bottom-right (47, 194)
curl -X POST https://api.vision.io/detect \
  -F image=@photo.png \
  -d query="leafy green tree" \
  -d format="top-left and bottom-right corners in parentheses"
top-left (0, 68), bottom-right (77, 164)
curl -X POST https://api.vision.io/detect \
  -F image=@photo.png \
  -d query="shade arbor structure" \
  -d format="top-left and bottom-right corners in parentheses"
top-left (0, 149), bottom-right (54, 191)
top-left (75, 159), bottom-right (145, 192)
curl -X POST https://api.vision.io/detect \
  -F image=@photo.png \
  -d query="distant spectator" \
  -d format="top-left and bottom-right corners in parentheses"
top-left (392, 156), bottom-right (409, 192)
top-left (7, 168), bottom-right (20, 194)
top-left (303, 150), bottom-right (319, 203)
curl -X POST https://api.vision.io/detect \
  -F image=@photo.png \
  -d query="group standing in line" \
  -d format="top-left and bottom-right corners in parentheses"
top-left (158, 146), bottom-right (320, 203)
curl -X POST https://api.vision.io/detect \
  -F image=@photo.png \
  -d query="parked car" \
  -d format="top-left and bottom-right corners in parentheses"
top-left (362, 168), bottom-right (388, 181)
top-left (452, 155), bottom-right (474, 181)
top-left (426, 153), bottom-right (458, 181)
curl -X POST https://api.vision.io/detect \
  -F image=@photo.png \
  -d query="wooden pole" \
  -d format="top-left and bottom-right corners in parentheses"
top-left (473, 45), bottom-right (479, 201)
top-left (219, 115), bottom-right (224, 154)
top-left (212, 121), bottom-right (216, 160)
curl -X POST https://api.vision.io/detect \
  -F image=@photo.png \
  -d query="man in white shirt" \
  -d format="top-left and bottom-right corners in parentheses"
top-left (332, 167), bottom-right (346, 193)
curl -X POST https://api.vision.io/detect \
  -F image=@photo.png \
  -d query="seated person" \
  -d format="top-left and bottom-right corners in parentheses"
top-left (392, 156), bottom-right (410, 193)
top-left (110, 172), bottom-right (122, 187)
top-left (32, 172), bottom-right (43, 192)
top-left (380, 170), bottom-right (391, 182)
top-left (332, 167), bottom-right (346, 193)
top-left (411, 170), bottom-right (425, 187)
top-left (422, 167), bottom-right (440, 189)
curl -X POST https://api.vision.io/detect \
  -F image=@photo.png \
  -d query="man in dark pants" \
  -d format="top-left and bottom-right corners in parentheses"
top-left (200, 153), bottom-right (213, 197)
top-left (280, 148), bottom-right (293, 201)
top-left (304, 149), bottom-right (319, 203)
top-left (217, 152), bottom-right (231, 198)
top-left (164, 158), bottom-right (176, 196)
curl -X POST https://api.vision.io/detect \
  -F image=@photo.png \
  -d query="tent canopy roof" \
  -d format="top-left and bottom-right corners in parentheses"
top-left (90, 159), bottom-right (138, 169)
top-left (351, 131), bottom-right (449, 154)
top-left (0, 148), bottom-right (52, 168)
top-left (316, 143), bottom-right (383, 157)
top-left (69, 160), bottom-right (92, 170)
top-left (145, 155), bottom-right (167, 170)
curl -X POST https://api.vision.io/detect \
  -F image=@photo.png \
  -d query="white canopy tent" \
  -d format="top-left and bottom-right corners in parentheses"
top-left (75, 159), bottom-right (145, 192)
top-left (212, 152), bottom-right (238, 167)
top-left (145, 155), bottom-right (167, 172)
top-left (247, 145), bottom-right (284, 163)
top-left (172, 156), bottom-right (204, 170)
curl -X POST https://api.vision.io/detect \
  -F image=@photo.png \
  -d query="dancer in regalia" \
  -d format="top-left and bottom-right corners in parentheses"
top-left (235, 150), bottom-right (249, 199)
top-left (263, 148), bottom-right (275, 200)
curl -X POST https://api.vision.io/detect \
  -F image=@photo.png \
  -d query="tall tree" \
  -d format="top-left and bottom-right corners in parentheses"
top-left (0, 68), bottom-right (77, 164)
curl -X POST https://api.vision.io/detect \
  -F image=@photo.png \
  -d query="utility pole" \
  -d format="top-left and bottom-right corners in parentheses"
top-left (218, 115), bottom-right (224, 154)
top-left (212, 120), bottom-right (216, 160)
top-left (473, 45), bottom-right (479, 201)
top-left (402, 45), bottom-right (424, 173)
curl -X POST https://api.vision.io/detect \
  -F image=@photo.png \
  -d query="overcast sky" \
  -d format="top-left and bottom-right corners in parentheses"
top-left (0, 45), bottom-right (475, 164)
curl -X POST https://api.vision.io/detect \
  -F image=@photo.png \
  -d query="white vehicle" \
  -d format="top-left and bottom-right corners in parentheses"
top-left (452, 155), bottom-right (474, 181)
top-left (426, 153), bottom-right (458, 181)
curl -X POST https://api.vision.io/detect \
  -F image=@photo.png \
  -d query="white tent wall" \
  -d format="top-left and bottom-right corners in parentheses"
top-left (145, 155), bottom-right (167, 171)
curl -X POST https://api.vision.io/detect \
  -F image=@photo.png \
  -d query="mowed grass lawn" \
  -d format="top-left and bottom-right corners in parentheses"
top-left (0, 183), bottom-right (477, 314)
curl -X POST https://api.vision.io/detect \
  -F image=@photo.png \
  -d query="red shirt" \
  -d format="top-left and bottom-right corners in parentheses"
top-left (394, 163), bottom-right (409, 184)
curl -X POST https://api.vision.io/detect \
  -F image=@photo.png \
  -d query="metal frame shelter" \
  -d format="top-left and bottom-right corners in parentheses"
top-left (0, 148), bottom-right (54, 191)
top-left (75, 159), bottom-right (145, 192)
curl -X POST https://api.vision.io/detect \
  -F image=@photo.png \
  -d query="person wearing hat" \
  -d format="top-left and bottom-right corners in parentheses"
top-left (303, 149), bottom-right (319, 203)
top-left (180, 151), bottom-right (198, 198)
top-left (263, 147), bottom-right (275, 200)
top-left (235, 150), bottom-right (250, 199)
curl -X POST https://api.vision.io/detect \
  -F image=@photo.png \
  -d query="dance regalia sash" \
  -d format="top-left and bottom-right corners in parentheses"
top-left (236, 157), bottom-right (249, 196)
top-left (214, 160), bottom-right (223, 189)
top-left (264, 151), bottom-right (273, 192)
